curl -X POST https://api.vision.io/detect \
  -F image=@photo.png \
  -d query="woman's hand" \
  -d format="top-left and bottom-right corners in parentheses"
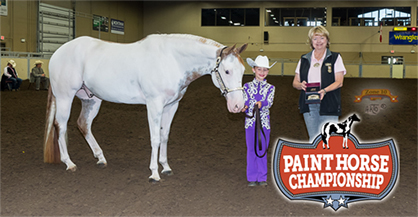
top-left (241, 105), bottom-right (248, 112)
top-left (318, 89), bottom-right (326, 100)
top-left (293, 75), bottom-right (307, 91)
top-left (300, 81), bottom-right (307, 91)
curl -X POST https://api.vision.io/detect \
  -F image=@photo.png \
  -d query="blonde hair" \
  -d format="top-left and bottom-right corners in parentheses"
top-left (307, 26), bottom-right (330, 49)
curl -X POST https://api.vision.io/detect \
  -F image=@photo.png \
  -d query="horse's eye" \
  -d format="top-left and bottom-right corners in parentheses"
top-left (225, 70), bottom-right (230, 75)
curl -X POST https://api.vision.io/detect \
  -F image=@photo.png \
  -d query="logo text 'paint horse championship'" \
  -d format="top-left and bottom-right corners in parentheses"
top-left (273, 135), bottom-right (399, 211)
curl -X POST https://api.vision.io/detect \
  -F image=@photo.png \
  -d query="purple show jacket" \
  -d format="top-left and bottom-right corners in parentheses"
top-left (244, 79), bottom-right (275, 129)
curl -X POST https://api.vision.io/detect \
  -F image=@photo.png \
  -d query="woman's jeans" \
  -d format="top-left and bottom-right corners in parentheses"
top-left (6, 77), bottom-right (22, 90)
top-left (303, 104), bottom-right (338, 142)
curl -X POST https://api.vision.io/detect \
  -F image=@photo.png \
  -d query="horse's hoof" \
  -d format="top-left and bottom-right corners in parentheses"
top-left (97, 162), bottom-right (107, 168)
top-left (161, 170), bottom-right (173, 176)
top-left (67, 166), bottom-right (77, 172)
top-left (149, 178), bottom-right (160, 183)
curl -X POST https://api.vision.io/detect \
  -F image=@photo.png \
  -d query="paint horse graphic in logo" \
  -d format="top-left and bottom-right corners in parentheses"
top-left (321, 114), bottom-right (360, 149)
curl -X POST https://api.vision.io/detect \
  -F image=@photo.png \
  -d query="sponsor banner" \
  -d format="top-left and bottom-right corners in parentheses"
top-left (389, 31), bottom-right (418, 45)
top-left (273, 132), bottom-right (399, 211)
top-left (354, 89), bottom-right (398, 115)
top-left (1, 0), bottom-right (7, 16)
top-left (93, 15), bottom-right (109, 32)
top-left (111, 19), bottom-right (124, 35)
top-left (354, 89), bottom-right (398, 103)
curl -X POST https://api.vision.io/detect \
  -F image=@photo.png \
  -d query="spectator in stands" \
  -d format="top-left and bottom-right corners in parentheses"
top-left (292, 26), bottom-right (347, 142)
top-left (31, 60), bottom-right (49, 90)
top-left (1, 60), bottom-right (22, 91)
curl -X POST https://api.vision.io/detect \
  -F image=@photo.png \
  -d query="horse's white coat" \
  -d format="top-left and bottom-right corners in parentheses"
top-left (48, 34), bottom-right (246, 181)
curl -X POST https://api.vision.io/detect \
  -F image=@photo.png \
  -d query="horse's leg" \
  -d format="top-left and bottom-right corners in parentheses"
top-left (159, 102), bottom-right (179, 176)
top-left (326, 135), bottom-right (330, 149)
top-left (146, 100), bottom-right (164, 182)
top-left (76, 91), bottom-right (106, 167)
top-left (345, 135), bottom-right (348, 149)
top-left (55, 96), bottom-right (77, 171)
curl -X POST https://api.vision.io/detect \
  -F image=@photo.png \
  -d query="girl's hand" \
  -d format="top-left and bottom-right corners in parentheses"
top-left (256, 101), bottom-right (261, 109)
top-left (241, 105), bottom-right (248, 112)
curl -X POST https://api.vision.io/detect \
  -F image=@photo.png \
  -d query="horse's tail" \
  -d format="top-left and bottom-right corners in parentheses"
top-left (321, 122), bottom-right (329, 144)
top-left (43, 86), bottom-right (61, 163)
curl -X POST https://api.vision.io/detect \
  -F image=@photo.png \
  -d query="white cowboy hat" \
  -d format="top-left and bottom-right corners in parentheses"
top-left (34, 60), bottom-right (44, 65)
top-left (7, 60), bottom-right (16, 68)
top-left (246, 55), bottom-right (276, 69)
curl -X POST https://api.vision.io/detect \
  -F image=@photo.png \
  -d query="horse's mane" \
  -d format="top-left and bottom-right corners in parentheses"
top-left (150, 34), bottom-right (224, 48)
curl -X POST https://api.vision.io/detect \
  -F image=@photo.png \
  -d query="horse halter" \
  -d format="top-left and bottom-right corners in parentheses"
top-left (211, 47), bottom-right (244, 97)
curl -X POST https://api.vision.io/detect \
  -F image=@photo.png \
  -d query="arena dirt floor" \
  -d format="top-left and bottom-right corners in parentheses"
top-left (1, 75), bottom-right (417, 216)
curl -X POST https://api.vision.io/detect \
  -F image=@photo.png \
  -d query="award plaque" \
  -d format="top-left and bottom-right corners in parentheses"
top-left (305, 83), bottom-right (321, 104)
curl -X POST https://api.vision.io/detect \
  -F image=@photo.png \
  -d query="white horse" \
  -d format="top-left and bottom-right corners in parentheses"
top-left (43, 34), bottom-right (247, 182)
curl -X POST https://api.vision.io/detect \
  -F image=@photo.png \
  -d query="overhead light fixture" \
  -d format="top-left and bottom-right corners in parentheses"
top-left (266, 10), bottom-right (271, 13)
top-left (221, 16), bottom-right (226, 20)
top-left (234, 23), bottom-right (240, 26)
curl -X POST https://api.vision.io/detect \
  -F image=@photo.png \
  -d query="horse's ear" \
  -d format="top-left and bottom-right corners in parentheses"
top-left (224, 44), bottom-right (236, 56)
top-left (237, 43), bottom-right (248, 54)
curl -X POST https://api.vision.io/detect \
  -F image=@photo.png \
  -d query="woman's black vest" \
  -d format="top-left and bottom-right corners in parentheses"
top-left (298, 49), bottom-right (342, 116)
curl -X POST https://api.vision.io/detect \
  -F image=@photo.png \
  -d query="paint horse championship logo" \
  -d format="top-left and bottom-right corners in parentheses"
top-left (272, 114), bottom-right (399, 211)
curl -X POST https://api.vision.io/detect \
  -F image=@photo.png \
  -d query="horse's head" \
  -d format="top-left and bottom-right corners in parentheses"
top-left (350, 114), bottom-right (361, 123)
top-left (211, 44), bottom-right (248, 113)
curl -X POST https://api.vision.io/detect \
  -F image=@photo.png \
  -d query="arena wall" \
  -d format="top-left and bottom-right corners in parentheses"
top-left (142, 1), bottom-right (418, 66)
top-left (0, 0), bottom-right (143, 53)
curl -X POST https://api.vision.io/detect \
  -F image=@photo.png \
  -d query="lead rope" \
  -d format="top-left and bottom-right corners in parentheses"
top-left (246, 105), bottom-right (267, 158)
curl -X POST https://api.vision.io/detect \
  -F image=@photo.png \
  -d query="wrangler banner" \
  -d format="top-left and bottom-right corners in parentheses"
top-left (389, 31), bottom-right (418, 45)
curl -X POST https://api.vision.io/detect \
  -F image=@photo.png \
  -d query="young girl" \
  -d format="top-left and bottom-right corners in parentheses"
top-left (242, 55), bottom-right (276, 187)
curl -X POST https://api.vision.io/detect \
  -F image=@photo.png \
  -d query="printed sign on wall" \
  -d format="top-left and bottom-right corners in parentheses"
top-left (389, 31), bottom-right (418, 45)
top-left (111, 19), bottom-right (125, 35)
top-left (1, 0), bottom-right (8, 16)
top-left (93, 15), bottom-right (109, 32)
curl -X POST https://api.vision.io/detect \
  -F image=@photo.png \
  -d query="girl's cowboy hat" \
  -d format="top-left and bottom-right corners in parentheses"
top-left (34, 60), bottom-right (44, 65)
top-left (7, 60), bottom-right (16, 68)
top-left (246, 55), bottom-right (276, 69)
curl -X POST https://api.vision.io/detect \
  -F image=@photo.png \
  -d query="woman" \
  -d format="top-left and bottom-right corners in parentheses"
top-left (1, 60), bottom-right (22, 91)
top-left (292, 26), bottom-right (346, 142)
